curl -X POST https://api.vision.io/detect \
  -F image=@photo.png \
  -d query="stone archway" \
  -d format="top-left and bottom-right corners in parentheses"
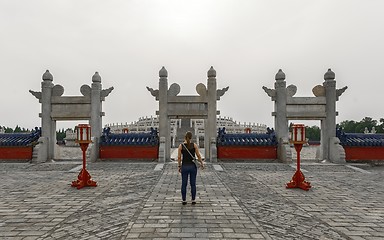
top-left (30, 70), bottom-right (114, 162)
top-left (147, 66), bottom-right (228, 162)
top-left (263, 69), bottom-right (347, 163)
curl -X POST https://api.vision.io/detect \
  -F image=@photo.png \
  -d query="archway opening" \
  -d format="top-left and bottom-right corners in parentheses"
top-left (54, 120), bottom-right (90, 161)
top-left (170, 118), bottom-right (206, 161)
top-left (289, 120), bottom-right (321, 162)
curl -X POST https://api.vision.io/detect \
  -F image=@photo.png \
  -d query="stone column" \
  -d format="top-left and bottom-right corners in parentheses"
top-left (91, 72), bottom-right (102, 137)
top-left (323, 69), bottom-right (337, 161)
top-left (159, 67), bottom-right (169, 162)
top-left (41, 70), bottom-right (54, 161)
top-left (204, 120), bottom-right (208, 153)
top-left (51, 120), bottom-right (57, 159)
top-left (319, 119), bottom-right (326, 160)
top-left (90, 72), bottom-right (102, 161)
top-left (207, 66), bottom-right (217, 162)
top-left (274, 69), bottom-right (289, 160)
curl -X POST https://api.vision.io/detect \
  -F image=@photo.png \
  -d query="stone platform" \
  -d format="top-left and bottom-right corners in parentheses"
top-left (0, 160), bottom-right (383, 239)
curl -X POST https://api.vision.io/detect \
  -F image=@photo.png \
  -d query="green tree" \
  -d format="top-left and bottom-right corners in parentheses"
top-left (377, 118), bottom-right (384, 133)
top-left (5, 127), bottom-right (13, 133)
top-left (355, 117), bottom-right (377, 133)
top-left (338, 120), bottom-right (358, 133)
top-left (56, 128), bottom-right (66, 141)
top-left (14, 125), bottom-right (22, 133)
top-left (305, 126), bottom-right (320, 141)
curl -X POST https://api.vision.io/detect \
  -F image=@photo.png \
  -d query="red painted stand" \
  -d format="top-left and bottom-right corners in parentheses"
top-left (286, 144), bottom-right (311, 191)
top-left (71, 143), bottom-right (97, 189)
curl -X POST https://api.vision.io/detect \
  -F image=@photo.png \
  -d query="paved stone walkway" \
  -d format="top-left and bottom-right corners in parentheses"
top-left (0, 161), bottom-right (383, 239)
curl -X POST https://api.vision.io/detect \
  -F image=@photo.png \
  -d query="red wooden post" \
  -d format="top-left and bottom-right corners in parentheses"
top-left (71, 124), bottom-right (97, 189)
top-left (286, 124), bottom-right (311, 191)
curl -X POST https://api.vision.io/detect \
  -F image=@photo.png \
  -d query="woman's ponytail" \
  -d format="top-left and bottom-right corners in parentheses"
top-left (185, 131), bottom-right (192, 145)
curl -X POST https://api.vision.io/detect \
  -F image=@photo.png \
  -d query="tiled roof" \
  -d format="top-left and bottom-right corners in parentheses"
top-left (338, 132), bottom-right (384, 146)
top-left (217, 128), bottom-right (277, 146)
top-left (0, 128), bottom-right (41, 146)
top-left (100, 127), bottom-right (159, 146)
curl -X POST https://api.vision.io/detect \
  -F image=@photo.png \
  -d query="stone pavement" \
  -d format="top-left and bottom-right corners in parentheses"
top-left (0, 160), bottom-right (383, 240)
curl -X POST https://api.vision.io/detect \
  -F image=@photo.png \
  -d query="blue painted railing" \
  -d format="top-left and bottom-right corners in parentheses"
top-left (100, 127), bottom-right (159, 146)
top-left (0, 127), bottom-right (41, 146)
top-left (217, 127), bottom-right (277, 146)
top-left (336, 128), bottom-right (384, 147)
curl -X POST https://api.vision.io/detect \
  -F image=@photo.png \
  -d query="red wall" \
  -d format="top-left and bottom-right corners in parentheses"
top-left (217, 146), bottom-right (277, 160)
top-left (99, 145), bottom-right (158, 160)
top-left (344, 146), bottom-right (384, 161)
top-left (0, 146), bottom-right (33, 160)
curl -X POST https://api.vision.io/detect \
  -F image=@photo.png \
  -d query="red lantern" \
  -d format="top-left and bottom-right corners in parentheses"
top-left (71, 124), bottom-right (97, 189)
top-left (286, 124), bottom-right (311, 191)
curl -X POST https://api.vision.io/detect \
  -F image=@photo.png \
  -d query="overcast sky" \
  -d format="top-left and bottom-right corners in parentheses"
top-left (1, 0), bottom-right (383, 130)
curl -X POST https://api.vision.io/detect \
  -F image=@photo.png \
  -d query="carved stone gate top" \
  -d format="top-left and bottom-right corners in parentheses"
top-left (262, 68), bottom-right (347, 163)
top-left (29, 70), bottom-right (114, 162)
top-left (147, 66), bottom-right (228, 162)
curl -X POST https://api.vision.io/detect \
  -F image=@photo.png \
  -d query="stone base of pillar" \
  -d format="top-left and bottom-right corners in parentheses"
top-left (158, 137), bottom-right (166, 163)
top-left (278, 137), bottom-right (292, 163)
top-left (329, 137), bottom-right (346, 164)
top-left (53, 144), bottom-right (60, 160)
top-left (315, 147), bottom-right (322, 161)
top-left (210, 137), bottom-right (217, 163)
top-left (31, 144), bottom-right (39, 163)
top-left (32, 137), bottom-right (48, 163)
top-left (88, 137), bottom-right (99, 162)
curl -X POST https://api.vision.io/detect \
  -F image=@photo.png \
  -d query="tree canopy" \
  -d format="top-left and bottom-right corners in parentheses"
top-left (339, 117), bottom-right (383, 134)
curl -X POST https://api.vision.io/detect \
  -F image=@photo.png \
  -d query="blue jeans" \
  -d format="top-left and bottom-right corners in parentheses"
top-left (181, 164), bottom-right (197, 201)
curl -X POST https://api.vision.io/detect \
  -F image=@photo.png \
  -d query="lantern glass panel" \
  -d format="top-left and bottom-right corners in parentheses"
top-left (76, 124), bottom-right (92, 143)
top-left (292, 124), bottom-right (305, 144)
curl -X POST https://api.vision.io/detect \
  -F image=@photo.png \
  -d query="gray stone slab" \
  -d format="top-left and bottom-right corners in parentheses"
top-left (154, 163), bottom-right (164, 171)
top-left (213, 164), bottom-right (223, 171)
top-left (0, 161), bottom-right (383, 239)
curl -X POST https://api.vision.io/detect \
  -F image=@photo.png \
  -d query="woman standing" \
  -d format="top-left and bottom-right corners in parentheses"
top-left (177, 131), bottom-right (205, 205)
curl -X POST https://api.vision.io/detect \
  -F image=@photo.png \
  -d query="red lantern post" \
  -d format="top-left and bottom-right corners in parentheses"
top-left (286, 124), bottom-right (311, 191)
top-left (71, 124), bottom-right (97, 189)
